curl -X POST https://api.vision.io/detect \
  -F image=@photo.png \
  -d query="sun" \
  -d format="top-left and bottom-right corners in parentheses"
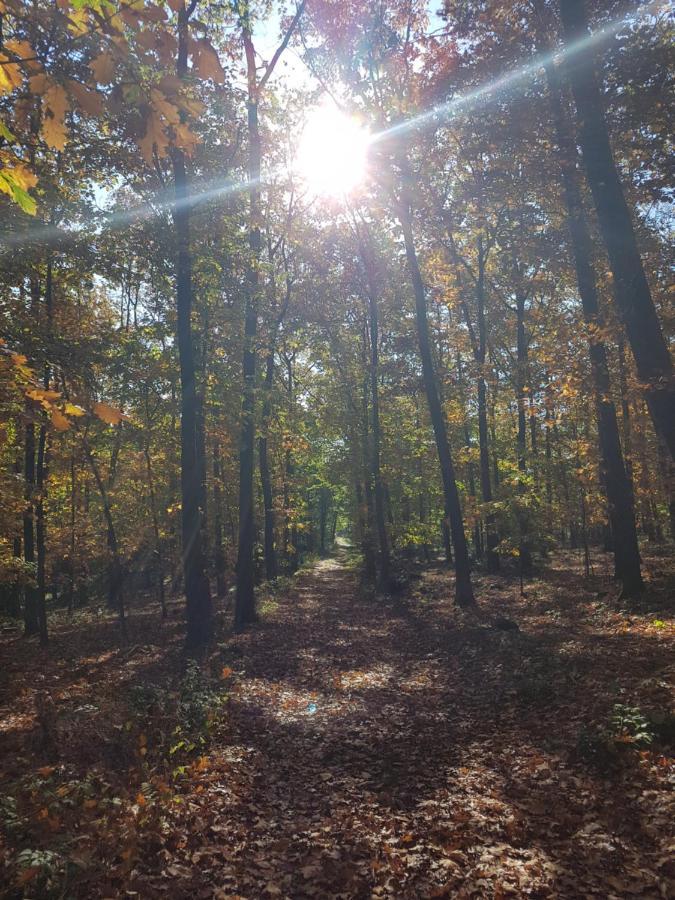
top-left (296, 102), bottom-right (370, 197)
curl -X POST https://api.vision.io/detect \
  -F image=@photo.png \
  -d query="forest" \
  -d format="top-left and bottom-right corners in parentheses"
top-left (0, 0), bottom-right (673, 896)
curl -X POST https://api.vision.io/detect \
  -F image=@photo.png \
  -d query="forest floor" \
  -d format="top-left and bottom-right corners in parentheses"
top-left (0, 547), bottom-right (674, 898)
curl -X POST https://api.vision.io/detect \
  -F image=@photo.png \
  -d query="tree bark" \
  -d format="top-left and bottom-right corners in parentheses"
top-left (84, 440), bottom-right (126, 638)
top-left (23, 414), bottom-right (38, 636)
top-left (515, 288), bottom-right (533, 574)
top-left (397, 171), bottom-right (474, 607)
top-left (546, 58), bottom-right (643, 596)
top-left (559, 0), bottom-right (675, 460)
top-left (173, 2), bottom-right (212, 650)
top-left (258, 347), bottom-right (278, 581)
top-left (234, 85), bottom-right (260, 627)
top-left (357, 226), bottom-right (391, 591)
top-left (212, 441), bottom-right (227, 598)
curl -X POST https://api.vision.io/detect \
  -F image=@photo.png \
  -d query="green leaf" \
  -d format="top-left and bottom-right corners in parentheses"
top-left (0, 120), bottom-right (16, 142)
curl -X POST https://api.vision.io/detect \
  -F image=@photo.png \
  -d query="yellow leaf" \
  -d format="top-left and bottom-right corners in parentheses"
top-left (135, 792), bottom-right (146, 806)
top-left (64, 402), bottom-right (85, 417)
top-left (221, 666), bottom-right (233, 679)
top-left (9, 162), bottom-right (38, 191)
top-left (93, 401), bottom-right (127, 425)
top-left (173, 121), bottom-right (198, 155)
top-left (90, 51), bottom-right (115, 84)
top-left (10, 353), bottom-right (28, 366)
top-left (150, 87), bottom-right (179, 125)
top-left (42, 84), bottom-right (69, 150)
top-left (192, 38), bottom-right (225, 84)
top-left (0, 52), bottom-right (23, 94)
top-left (27, 387), bottom-right (61, 404)
top-left (51, 409), bottom-right (71, 431)
top-left (67, 6), bottom-right (89, 35)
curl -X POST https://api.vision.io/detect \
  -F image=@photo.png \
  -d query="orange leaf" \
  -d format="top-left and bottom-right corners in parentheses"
top-left (139, 110), bottom-right (169, 165)
top-left (192, 38), bottom-right (225, 84)
top-left (93, 401), bottom-right (127, 425)
top-left (68, 79), bottom-right (103, 116)
top-left (42, 83), bottom-right (69, 150)
top-left (51, 409), bottom-right (71, 432)
top-left (90, 51), bottom-right (115, 84)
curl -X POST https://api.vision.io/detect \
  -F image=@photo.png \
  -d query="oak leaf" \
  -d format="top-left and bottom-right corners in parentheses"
top-left (192, 38), bottom-right (225, 84)
top-left (139, 110), bottom-right (169, 164)
top-left (0, 53), bottom-right (23, 94)
top-left (90, 51), bottom-right (115, 84)
top-left (42, 84), bottom-right (69, 150)
top-left (68, 80), bottom-right (103, 116)
top-left (4, 39), bottom-right (40, 73)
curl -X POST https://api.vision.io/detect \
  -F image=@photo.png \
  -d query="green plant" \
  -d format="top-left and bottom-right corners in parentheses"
top-left (15, 848), bottom-right (64, 895)
top-left (610, 703), bottom-right (654, 747)
top-left (169, 662), bottom-right (227, 763)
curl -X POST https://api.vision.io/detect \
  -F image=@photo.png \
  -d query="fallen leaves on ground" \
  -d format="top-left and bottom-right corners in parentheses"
top-left (0, 550), bottom-right (673, 898)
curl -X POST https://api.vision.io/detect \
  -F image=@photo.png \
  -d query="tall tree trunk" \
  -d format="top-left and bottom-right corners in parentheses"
top-left (35, 417), bottom-right (48, 646)
top-left (362, 245), bottom-right (391, 591)
top-left (397, 174), bottom-right (474, 607)
top-left (173, 3), bottom-right (211, 650)
top-left (23, 274), bottom-right (39, 636)
top-left (213, 441), bottom-right (227, 598)
top-left (546, 58), bottom-right (642, 595)
top-left (143, 426), bottom-right (167, 619)
top-left (85, 441), bottom-right (126, 638)
top-left (559, 0), bottom-right (675, 459)
top-left (474, 243), bottom-right (499, 572)
top-left (258, 347), bottom-right (277, 581)
top-left (34, 260), bottom-right (54, 647)
top-left (23, 414), bottom-right (38, 636)
top-left (235, 22), bottom-right (262, 627)
top-left (515, 289), bottom-right (533, 574)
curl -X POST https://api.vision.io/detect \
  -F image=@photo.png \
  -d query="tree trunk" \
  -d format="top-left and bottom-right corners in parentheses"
top-left (258, 348), bottom-right (277, 581)
top-left (143, 431), bottom-right (167, 619)
top-left (475, 245), bottom-right (499, 572)
top-left (173, 4), bottom-right (212, 650)
top-left (397, 178), bottom-right (474, 607)
top-left (213, 441), bottom-right (227, 598)
top-left (85, 441), bottom-right (126, 638)
top-left (559, 0), bottom-right (675, 460)
top-left (546, 58), bottom-right (643, 596)
top-left (515, 289), bottom-right (533, 574)
top-left (23, 414), bottom-right (38, 636)
top-left (365, 256), bottom-right (391, 591)
top-left (235, 21), bottom-right (262, 627)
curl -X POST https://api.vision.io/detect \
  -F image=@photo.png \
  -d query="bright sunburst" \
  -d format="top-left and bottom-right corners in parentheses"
top-left (296, 102), bottom-right (370, 197)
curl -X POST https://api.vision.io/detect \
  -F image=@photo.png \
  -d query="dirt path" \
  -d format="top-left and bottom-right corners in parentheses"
top-left (134, 553), bottom-right (673, 898)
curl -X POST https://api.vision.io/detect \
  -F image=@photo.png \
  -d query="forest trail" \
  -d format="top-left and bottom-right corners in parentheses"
top-left (136, 553), bottom-right (673, 899)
